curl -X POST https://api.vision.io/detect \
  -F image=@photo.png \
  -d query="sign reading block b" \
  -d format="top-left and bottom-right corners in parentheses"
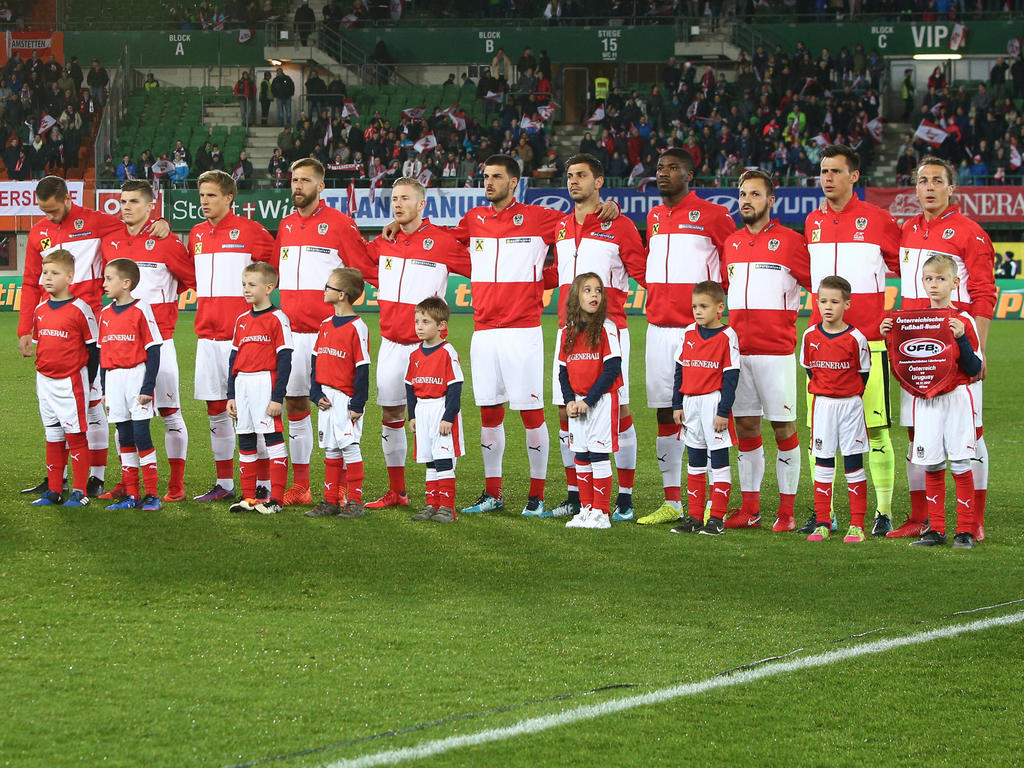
top-left (885, 308), bottom-right (958, 399)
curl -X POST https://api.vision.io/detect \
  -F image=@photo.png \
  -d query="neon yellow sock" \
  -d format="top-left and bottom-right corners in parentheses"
top-left (868, 427), bottom-right (894, 515)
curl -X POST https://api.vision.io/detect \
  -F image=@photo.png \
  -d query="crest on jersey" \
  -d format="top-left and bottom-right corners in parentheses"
top-left (145, 239), bottom-right (155, 251)
top-left (194, 241), bottom-right (202, 254)
top-left (601, 220), bottom-right (612, 231)
top-left (229, 229), bottom-right (240, 240)
top-left (768, 239), bottom-right (780, 251)
top-left (916, 445), bottom-right (924, 458)
top-left (689, 210), bottom-right (701, 222)
top-left (40, 236), bottom-right (51, 250)
top-left (651, 222), bottom-right (660, 235)
top-left (815, 438), bottom-right (822, 450)
top-left (556, 228), bottom-right (566, 241)
top-left (74, 219), bottom-right (84, 230)
top-left (384, 257), bottom-right (393, 270)
top-left (280, 247), bottom-right (289, 260)
top-left (942, 228), bottom-right (955, 240)
top-left (855, 217), bottom-right (868, 230)
top-left (318, 223), bottom-right (329, 235)
top-left (810, 228), bottom-right (821, 243)
top-left (475, 238), bottom-right (485, 251)
top-left (727, 264), bottom-right (734, 279)
top-left (513, 214), bottom-right (524, 226)
top-left (423, 238), bottom-right (434, 251)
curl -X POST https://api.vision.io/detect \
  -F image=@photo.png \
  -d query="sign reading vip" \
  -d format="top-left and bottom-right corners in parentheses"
top-left (886, 308), bottom-right (958, 399)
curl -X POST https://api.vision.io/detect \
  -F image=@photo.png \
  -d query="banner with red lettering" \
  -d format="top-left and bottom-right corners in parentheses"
top-left (885, 308), bottom-right (957, 399)
top-left (0, 181), bottom-right (85, 215)
top-left (866, 186), bottom-right (1024, 224)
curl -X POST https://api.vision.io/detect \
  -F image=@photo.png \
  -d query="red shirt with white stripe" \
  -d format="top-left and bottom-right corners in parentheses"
top-left (405, 341), bottom-right (463, 399)
top-left (557, 319), bottom-right (623, 395)
top-left (552, 212), bottom-right (646, 329)
top-left (721, 220), bottom-right (811, 355)
top-left (19, 204), bottom-right (124, 337)
top-left (676, 323), bottom-right (740, 396)
top-left (101, 227), bottom-right (194, 339)
top-left (451, 200), bottom-right (563, 330)
top-left (276, 203), bottom-right (369, 333)
top-left (805, 197), bottom-right (901, 341)
top-left (365, 220), bottom-right (471, 344)
top-left (231, 307), bottom-right (293, 378)
top-left (898, 206), bottom-right (997, 318)
top-left (800, 323), bottom-right (870, 397)
top-left (98, 299), bottom-right (162, 370)
top-left (313, 315), bottom-right (371, 395)
top-left (32, 297), bottom-right (98, 378)
top-left (189, 212), bottom-right (275, 340)
top-left (645, 191), bottom-right (736, 327)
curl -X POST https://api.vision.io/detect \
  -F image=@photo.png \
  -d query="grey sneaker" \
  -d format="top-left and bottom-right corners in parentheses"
top-left (305, 500), bottom-right (341, 518)
top-left (952, 532), bottom-right (975, 549)
top-left (430, 506), bottom-right (456, 523)
top-left (871, 512), bottom-right (894, 537)
top-left (337, 499), bottom-right (366, 518)
top-left (255, 498), bottom-right (283, 515)
top-left (411, 505), bottom-right (437, 521)
top-left (670, 512), bottom-right (703, 534)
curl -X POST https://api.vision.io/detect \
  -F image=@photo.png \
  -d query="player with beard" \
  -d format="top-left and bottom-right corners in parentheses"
top-left (713, 169), bottom-right (810, 531)
top-left (275, 158), bottom-right (369, 506)
top-left (889, 156), bottom-right (995, 540)
top-left (803, 145), bottom-right (901, 536)
top-left (635, 148), bottom-right (736, 526)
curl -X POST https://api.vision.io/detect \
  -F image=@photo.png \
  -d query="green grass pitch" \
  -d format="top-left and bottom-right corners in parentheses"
top-left (1, 312), bottom-right (1022, 768)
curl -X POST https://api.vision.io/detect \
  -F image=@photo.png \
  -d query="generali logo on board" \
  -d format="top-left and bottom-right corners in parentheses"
top-left (867, 186), bottom-right (1024, 223)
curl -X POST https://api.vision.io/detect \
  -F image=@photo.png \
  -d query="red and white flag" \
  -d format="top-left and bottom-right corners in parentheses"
top-left (413, 132), bottom-right (438, 153)
top-left (38, 112), bottom-right (56, 134)
top-left (1009, 37), bottom-right (1022, 58)
top-left (237, 28), bottom-right (253, 44)
top-left (449, 111), bottom-right (466, 131)
top-left (402, 106), bottom-right (426, 120)
top-left (520, 114), bottom-right (540, 131)
top-left (341, 99), bottom-right (359, 117)
top-left (627, 162), bottom-right (646, 186)
top-left (483, 90), bottom-right (504, 103)
top-left (914, 120), bottom-right (947, 148)
top-left (417, 168), bottom-right (433, 187)
top-left (809, 132), bottom-right (831, 149)
top-left (1010, 143), bottom-right (1022, 170)
top-left (434, 104), bottom-right (458, 118)
top-left (346, 180), bottom-right (357, 217)
top-left (322, 120), bottom-right (333, 147)
top-left (798, 76), bottom-right (815, 97)
top-left (538, 102), bottom-right (556, 121)
top-left (866, 117), bottom-right (883, 144)
top-left (585, 105), bottom-right (605, 127)
top-left (368, 168), bottom-right (387, 203)
top-left (949, 23), bottom-right (967, 51)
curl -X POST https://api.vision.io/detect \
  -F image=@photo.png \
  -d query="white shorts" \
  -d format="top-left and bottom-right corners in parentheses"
top-left (969, 377), bottom-right (982, 428)
top-left (37, 368), bottom-right (89, 434)
top-left (194, 338), bottom-right (233, 401)
top-left (472, 326), bottom-right (545, 410)
top-left (909, 384), bottom-right (977, 466)
top-left (285, 331), bottom-right (317, 398)
top-left (679, 391), bottom-right (733, 451)
top-left (567, 391), bottom-right (619, 455)
top-left (552, 325), bottom-right (630, 407)
top-left (154, 338), bottom-right (181, 410)
top-left (377, 337), bottom-right (418, 407)
top-left (809, 394), bottom-right (868, 459)
top-left (105, 364), bottom-right (156, 423)
top-left (646, 324), bottom-right (684, 409)
top-left (316, 384), bottom-right (364, 450)
top-left (900, 377), bottom-right (984, 430)
top-left (233, 371), bottom-right (283, 434)
top-left (413, 396), bottom-right (465, 463)
top-left (733, 353), bottom-right (797, 421)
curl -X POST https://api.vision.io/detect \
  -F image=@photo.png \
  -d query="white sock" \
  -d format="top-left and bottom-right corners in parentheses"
top-left (776, 445), bottom-right (801, 496)
top-left (287, 413), bottom-right (313, 465)
top-left (973, 435), bottom-right (988, 491)
top-left (480, 423), bottom-right (505, 480)
top-left (209, 411), bottom-right (235, 462)
top-left (656, 432), bottom-right (684, 496)
top-left (558, 427), bottom-right (573, 470)
top-left (738, 444), bottom-right (765, 493)
top-left (525, 425), bottom-right (548, 483)
top-left (86, 400), bottom-right (107, 478)
top-left (614, 422), bottom-right (637, 471)
top-left (256, 434), bottom-right (270, 493)
top-left (382, 421), bottom-right (407, 467)
top-left (162, 409), bottom-right (188, 461)
top-left (906, 457), bottom-right (926, 492)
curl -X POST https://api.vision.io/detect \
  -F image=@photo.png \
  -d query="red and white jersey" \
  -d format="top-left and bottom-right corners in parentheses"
top-left (31, 297), bottom-right (98, 378)
top-left (898, 206), bottom-right (997, 319)
top-left (805, 197), bottom-right (901, 341)
top-left (19, 204), bottom-right (124, 337)
top-left (406, 341), bottom-right (463, 400)
top-left (189, 212), bottom-right (275, 340)
top-left (231, 307), bottom-right (293, 378)
top-left (452, 200), bottom-right (562, 330)
top-left (645, 192), bottom-right (736, 327)
top-left (313, 314), bottom-right (371, 395)
top-left (557, 318), bottom-right (622, 396)
top-left (276, 203), bottom-right (369, 333)
top-left (676, 323), bottom-right (740, 396)
top-left (552, 212), bottom-right (646, 329)
top-left (101, 227), bottom-right (194, 339)
top-left (722, 220), bottom-right (811, 355)
top-left (366, 220), bottom-right (471, 344)
top-left (800, 323), bottom-right (870, 397)
top-left (98, 299), bottom-right (162, 370)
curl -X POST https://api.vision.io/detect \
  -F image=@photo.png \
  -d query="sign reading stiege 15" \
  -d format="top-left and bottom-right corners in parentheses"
top-left (0, 182), bottom-right (85, 215)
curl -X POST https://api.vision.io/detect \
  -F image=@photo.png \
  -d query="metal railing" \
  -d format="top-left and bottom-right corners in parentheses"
top-left (93, 44), bottom-right (134, 177)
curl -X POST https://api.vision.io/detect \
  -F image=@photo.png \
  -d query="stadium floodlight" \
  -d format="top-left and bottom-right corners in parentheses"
top-left (912, 53), bottom-right (962, 60)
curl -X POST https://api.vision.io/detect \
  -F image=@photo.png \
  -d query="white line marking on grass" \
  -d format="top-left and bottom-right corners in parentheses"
top-left (324, 609), bottom-right (1024, 768)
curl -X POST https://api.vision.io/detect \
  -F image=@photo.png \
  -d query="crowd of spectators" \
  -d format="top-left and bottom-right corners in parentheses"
top-left (0, 51), bottom-right (101, 180)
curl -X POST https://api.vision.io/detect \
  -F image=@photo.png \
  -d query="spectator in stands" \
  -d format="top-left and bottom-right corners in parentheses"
top-left (998, 251), bottom-right (1020, 278)
top-left (259, 70), bottom-right (273, 126)
top-left (272, 66), bottom-right (295, 126)
top-left (28, 133), bottom-right (50, 179)
top-left (968, 153), bottom-right (989, 184)
top-left (233, 150), bottom-right (254, 190)
top-left (57, 66), bottom-right (76, 99)
top-left (116, 154), bottom-right (135, 181)
top-left (973, 83), bottom-right (992, 116)
top-left (895, 145), bottom-right (918, 185)
top-left (901, 68), bottom-right (915, 121)
top-left (991, 57), bottom-right (1009, 100)
top-left (294, 0), bottom-right (316, 46)
top-left (234, 71), bottom-right (257, 127)
top-left (268, 146), bottom-right (288, 187)
top-left (136, 149), bottom-right (154, 180)
top-left (402, 152), bottom-right (423, 178)
top-left (1012, 54), bottom-right (1024, 104)
top-left (514, 66), bottom-right (537, 98)
top-left (209, 144), bottom-right (226, 172)
top-left (927, 66), bottom-right (945, 91)
top-left (171, 150), bottom-right (189, 187)
top-left (172, 139), bottom-right (192, 167)
top-left (86, 58), bottom-right (108, 108)
top-left (195, 141), bottom-right (213, 174)
top-left (99, 155), bottom-right (116, 183)
top-left (144, 73), bottom-right (159, 93)
top-left (490, 47), bottom-right (513, 82)
top-left (306, 68), bottom-right (327, 116)
top-left (3, 137), bottom-right (27, 180)
top-left (58, 105), bottom-right (82, 169)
